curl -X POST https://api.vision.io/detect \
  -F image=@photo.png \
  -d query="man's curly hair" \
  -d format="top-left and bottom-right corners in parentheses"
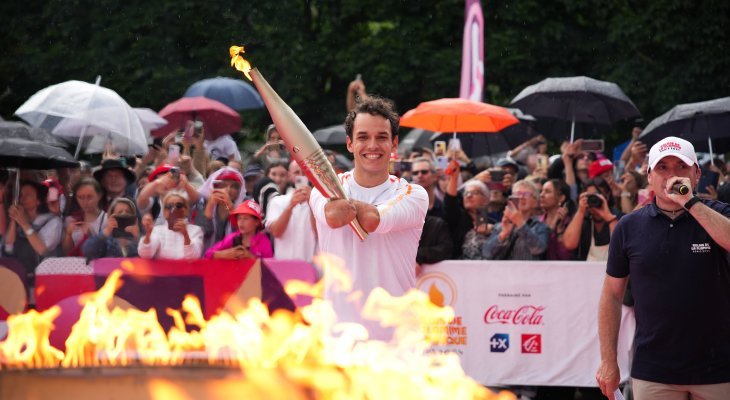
top-left (344, 95), bottom-right (399, 141)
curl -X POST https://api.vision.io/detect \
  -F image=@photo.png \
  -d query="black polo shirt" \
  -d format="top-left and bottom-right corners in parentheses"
top-left (607, 199), bottom-right (730, 385)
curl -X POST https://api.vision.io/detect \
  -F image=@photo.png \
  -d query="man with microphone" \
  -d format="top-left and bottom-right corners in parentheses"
top-left (596, 136), bottom-right (730, 399)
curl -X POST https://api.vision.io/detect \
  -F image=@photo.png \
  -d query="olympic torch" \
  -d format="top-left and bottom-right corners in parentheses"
top-left (230, 46), bottom-right (368, 240)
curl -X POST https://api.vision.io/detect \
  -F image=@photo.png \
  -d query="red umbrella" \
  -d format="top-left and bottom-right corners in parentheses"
top-left (152, 96), bottom-right (241, 139)
top-left (400, 98), bottom-right (518, 133)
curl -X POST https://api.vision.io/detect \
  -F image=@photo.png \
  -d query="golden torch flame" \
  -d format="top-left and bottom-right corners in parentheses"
top-left (229, 46), bottom-right (252, 81)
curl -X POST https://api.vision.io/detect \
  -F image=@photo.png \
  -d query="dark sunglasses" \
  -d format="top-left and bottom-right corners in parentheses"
top-left (411, 169), bottom-right (431, 176)
top-left (164, 202), bottom-right (185, 211)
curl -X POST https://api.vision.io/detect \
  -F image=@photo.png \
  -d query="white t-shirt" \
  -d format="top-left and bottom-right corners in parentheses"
top-left (309, 171), bottom-right (428, 339)
top-left (265, 193), bottom-right (317, 261)
top-left (137, 223), bottom-right (204, 260)
top-left (204, 135), bottom-right (241, 161)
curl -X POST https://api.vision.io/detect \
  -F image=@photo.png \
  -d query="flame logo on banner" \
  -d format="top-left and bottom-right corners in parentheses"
top-left (416, 272), bottom-right (457, 307)
top-left (428, 283), bottom-right (445, 307)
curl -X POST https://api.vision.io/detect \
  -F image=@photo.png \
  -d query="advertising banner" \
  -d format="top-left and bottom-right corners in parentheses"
top-left (418, 260), bottom-right (635, 387)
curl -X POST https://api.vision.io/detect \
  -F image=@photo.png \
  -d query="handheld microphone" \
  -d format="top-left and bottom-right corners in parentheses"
top-left (672, 183), bottom-right (690, 195)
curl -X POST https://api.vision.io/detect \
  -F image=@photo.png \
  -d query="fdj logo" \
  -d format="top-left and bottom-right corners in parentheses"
top-left (489, 333), bottom-right (509, 352)
top-left (521, 334), bottom-right (541, 354)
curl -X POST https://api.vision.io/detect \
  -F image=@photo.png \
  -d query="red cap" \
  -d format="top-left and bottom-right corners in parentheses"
top-left (148, 164), bottom-right (175, 182)
top-left (588, 159), bottom-right (613, 179)
top-left (229, 199), bottom-right (263, 227)
top-left (217, 171), bottom-right (243, 184)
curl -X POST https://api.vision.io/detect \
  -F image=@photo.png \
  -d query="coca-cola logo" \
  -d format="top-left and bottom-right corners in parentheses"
top-left (483, 305), bottom-right (545, 325)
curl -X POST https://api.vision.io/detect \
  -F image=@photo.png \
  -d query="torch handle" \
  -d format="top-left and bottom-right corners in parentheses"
top-left (300, 148), bottom-right (368, 240)
top-left (348, 219), bottom-right (369, 241)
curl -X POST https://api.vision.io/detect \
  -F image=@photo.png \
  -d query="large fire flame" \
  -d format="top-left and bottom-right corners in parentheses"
top-left (230, 45), bottom-right (252, 81)
top-left (0, 256), bottom-right (514, 399)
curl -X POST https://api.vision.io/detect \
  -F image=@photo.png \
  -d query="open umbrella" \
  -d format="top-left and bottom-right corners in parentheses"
top-left (0, 121), bottom-right (68, 148)
top-left (0, 138), bottom-right (79, 169)
top-left (152, 97), bottom-right (241, 140)
top-left (184, 77), bottom-right (264, 111)
top-left (454, 108), bottom-right (537, 158)
top-left (14, 79), bottom-right (147, 157)
top-left (401, 98), bottom-right (518, 133)
top-left (400, 98), bottom-right (519, 160)
top-left (638, 97), bottom-right (730, 159)
top-left (312, 124), bottom-right (346, 146)
top-left (398, 128), bottom-right (440, 155)
top-left (134, 108), bottom-right (168, 133)
top-left (510, 76), bottom-right (641, 142)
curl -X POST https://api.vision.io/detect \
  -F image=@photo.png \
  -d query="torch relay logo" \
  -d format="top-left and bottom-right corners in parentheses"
top-left (416, 272), bottom-right (457, 307)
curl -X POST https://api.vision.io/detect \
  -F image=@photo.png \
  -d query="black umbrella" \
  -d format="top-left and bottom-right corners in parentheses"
top-left (312, 124), bottom-right (346, 146)
top-left (0, 121), bottom-right (68, 147)
top-left (398, 128), bottom-right (439, 155)
top-left (638, 97), bottom-right (730, 159)
top-left (462, 108), bottom-right (537, 157)
top-left (510, 76), bottom-right (641, 142)
top-left (0, 137), bottom-right (79, 169)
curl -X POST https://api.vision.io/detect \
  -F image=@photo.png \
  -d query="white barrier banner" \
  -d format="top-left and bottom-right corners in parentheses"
top-left (417, 260), bottom-right (635, 387)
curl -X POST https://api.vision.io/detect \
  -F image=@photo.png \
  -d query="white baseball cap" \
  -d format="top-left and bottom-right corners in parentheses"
top-left (648, 136), bottom-right (698, 171)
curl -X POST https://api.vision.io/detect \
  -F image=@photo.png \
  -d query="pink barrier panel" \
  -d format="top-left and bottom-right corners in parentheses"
top-left (262, 258), bottom-right (318, 308)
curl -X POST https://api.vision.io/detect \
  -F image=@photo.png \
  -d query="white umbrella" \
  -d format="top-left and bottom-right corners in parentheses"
top-left (15, 79), bottom-right (148, 157)
top-left (134, 107), bottom-right (168, 145)
top-left (133, 107), bottom-right (168, 132)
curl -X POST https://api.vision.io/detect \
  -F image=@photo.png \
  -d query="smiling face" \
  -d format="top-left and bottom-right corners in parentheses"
top-left (101, 169), bottom-right (128, 197)
top-left (346, 113), bottom-right (397, 187)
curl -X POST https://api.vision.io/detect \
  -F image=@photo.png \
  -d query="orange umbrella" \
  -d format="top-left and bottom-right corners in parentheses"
top-left (400, 98), bottom-right (519, 133)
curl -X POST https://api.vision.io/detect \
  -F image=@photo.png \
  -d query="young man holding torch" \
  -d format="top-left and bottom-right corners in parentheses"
top-left (309, 97), bottom-right (429, 339)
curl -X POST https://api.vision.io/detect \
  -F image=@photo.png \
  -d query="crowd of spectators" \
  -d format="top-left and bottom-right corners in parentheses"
top-left (3, 120), bottom-right (728, 291)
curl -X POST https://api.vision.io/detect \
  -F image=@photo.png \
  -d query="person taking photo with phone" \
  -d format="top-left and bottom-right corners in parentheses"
top-left (563, 177), bottom-right (620, 261)
top-left (136, 164), bottom-right (200, 226)
top-left (597, 136), bottom-right (730, 399)
top-left (264, 160), bottom-right (317, 261)
top-left (83, 198), bottom-right (140, 260)
top-left (443, 158), bottom-right (493, 259)
top-left (61, 178), bottom-right (105, 257)
top-left (2, 180), bottom-right (63, 289)
top-left (481, 179), bottom-right (549, 260)
top-left (138, 191), bottom-right (203, 260)
top-left (196, 166), bottom-right (246, 252)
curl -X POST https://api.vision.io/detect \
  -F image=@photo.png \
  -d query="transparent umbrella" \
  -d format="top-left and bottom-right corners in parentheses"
top-left (14, 79), bottom-right (147, 157)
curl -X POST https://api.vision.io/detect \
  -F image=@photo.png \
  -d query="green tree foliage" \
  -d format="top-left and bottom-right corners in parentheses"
top-left (1, 0), bottom-right (727, 148)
